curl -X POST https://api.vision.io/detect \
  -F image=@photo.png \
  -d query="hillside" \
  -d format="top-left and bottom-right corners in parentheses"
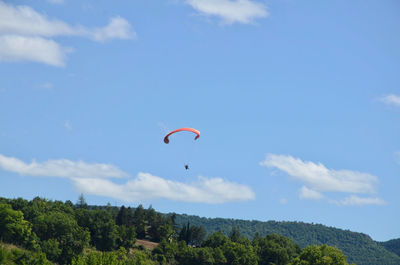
top-left (378, 238), bottom-right (400, 257)
top-left (2, 195), bottom-right (398, 265)
top-left (0, 242), bottom-right (52, 264)
top-left (173, 214), bottom-right (400, 265)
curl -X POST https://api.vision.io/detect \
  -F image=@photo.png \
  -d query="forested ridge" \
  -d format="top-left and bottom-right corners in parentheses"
top-left (378, 238), bottom-right (400, 257)
top-left (0, 196), bottom-right (397, 265)
top-left (173, 214), bottom-right (400, 265)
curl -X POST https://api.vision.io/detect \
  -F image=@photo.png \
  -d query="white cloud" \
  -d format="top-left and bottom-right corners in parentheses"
top-left (72, 172), bottom-right (255, 204)
top-left (299, 186), bottom-right (324, 200)
top-left (92, 17), bottom-right (136, 42)
top-left (0, 153), bottom-right (254, 204)
top-left (261, 154), bottom-right (383, 206)
top-left (261, 154), bottom-right (378, 194)
top-left (0, 2), bottom-right (134, 40)
top-left (0, 2), bottom-right (134, 66)
top-left (0, 2), bottom-right (83, 37)
top-left (380, 94), bottom-right (400, 107)
top-left (337, 195), bottom-right (386, 206)
top-left (0, 35), bottom-right (67, 67)
top-left (186, 0), bottom-right (268, 25)
top-left (0, 154), bottom-right (128, 178)
top-left (47, 0), bottom-right (64, 4)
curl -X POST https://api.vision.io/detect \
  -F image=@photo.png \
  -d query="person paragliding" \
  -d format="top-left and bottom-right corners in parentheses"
top-left (164, 128), bottom-right (200, 170)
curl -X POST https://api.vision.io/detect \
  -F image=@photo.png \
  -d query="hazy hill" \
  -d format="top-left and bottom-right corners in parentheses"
top-left (378, 238), bottom-right (400, 257)
top-left (173, 213), bottom-right (400, 265)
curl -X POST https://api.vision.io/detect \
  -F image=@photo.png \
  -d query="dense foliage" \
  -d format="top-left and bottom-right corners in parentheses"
top-left (173, 214), bottom-right (400, 265)
top-left (378, 238), bottom-right (400, 257)
top-left (0, 243), bottom-right (52, 265)
top-left (0, 196), bottom-right (391, 265)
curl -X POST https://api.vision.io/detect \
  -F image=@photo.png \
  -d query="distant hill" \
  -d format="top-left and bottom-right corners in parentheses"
top-left (378, 238), bottom-right (400, 257)
top-left (172, 213), bottom-right (400, 265)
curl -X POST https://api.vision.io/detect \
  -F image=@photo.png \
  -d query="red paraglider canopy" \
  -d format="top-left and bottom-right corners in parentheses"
top-left (164, 128), bottom-right (200, 144)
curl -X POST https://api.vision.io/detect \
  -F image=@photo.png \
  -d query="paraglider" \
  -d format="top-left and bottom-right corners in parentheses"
top-left (163, 128), bottom-right (200, 144)
top-left (164, 128), bottom-right (200, 170)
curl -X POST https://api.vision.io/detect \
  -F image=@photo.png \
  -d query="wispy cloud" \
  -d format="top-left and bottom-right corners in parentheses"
top-left (72, 173), bottom-right (255, 203)
top-left (40, 82), bottom-right (54, 90)
top-left (47, 0), bottom-right (64, 4)
top-left (0, 2), bottom-right (135, 66)
top-left (0, 154), bottom-right (128, 178)
top-left (260, 154), bottom-right (384, 206)
top-left (279, 198), bottom-right (288, 204)
top-left (186, 0), bottom-right (268, 25)
top-left (0, 2), bottom-right (135, 40)
top-left (336, 195), bottom-right (386, 206)
top-left (0, 153), bottom-right (254, 204)
top-left (299, 186), bottom-right (324, 200)
top-left (380, 94), bottom-right (400, 107)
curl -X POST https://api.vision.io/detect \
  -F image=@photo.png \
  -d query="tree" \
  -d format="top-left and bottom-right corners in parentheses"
top-left (0, 245), bottom-right (52, 265)
top-left (202, 231), bottom-right (229, 248)
top-left (9, 197), bottom-right (29, 212)
top-left (32, 211), bottom-right (90, 264)
top-left (152, 239), bottom-right (178, 264)
top-left (222, 241), bottom-right (258, 265)
top-left (86, 210), bottom-right (118, 251)
top-left (116, 225), bottom-right (136, 249)
top-left (178, 223), bottom-right (206, 246)
top-left (116, 206), bottom-right (129, 226)
top-left (40, 238), bottom-right (61, 262)
top-left (0, 203), bottom-right (32, 246)
top-left (156, 223), bottom-right (175, 243)
top-left (290, 244), bottom-right (350, 265)
top-left (229, 227), bottom-right (241, 243)
top-left (255, 234), bottom-right (300, 265)
top-left (191, 226), bottom-right (206, 246)
top-left (178, 222), bottom-right (189, 243)
top-left (76, 194), bottom-right (88, 209)
top-left (133, 205), bottom-right (146, 239)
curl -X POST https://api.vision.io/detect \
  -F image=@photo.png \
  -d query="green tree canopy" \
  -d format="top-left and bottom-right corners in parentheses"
top-left (254, 234), bottom-right (301, 265)
top-left (290, 244), bottom-right (350, 265)
top-left (0, 203), bottom-right (32, 246)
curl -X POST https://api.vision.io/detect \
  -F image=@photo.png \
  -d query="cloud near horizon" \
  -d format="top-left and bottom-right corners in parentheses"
top-left (260, 154), bottom-right (384, 206)
top-left (72, 173), bottom-right (255, 203)
top-left (186, 0), bottom-right (268, 25)
top-left (0, 2), bottom-right (135, 66)
top-left (333, 195), bottom-right (386, 206)
top-left (0, 153), bottom-right (254, 204)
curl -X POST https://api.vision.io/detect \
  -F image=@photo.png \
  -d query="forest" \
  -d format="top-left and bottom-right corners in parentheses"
top-left (173, 214), bottom-right (400, 265)
top-left (0, 196), bottom-right (396, 265)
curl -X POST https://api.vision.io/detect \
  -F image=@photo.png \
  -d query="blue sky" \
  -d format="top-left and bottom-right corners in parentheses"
top-left (0, 0), bottom-right (399, 241)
